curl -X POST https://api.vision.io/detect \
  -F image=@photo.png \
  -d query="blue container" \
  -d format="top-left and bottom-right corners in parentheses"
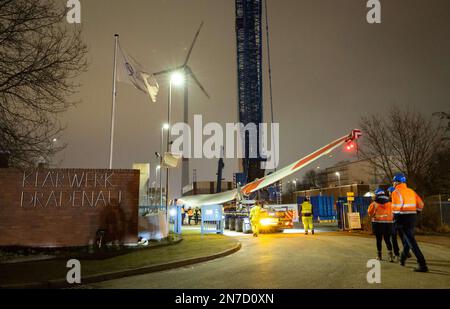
top-left (298, 196), bottom-right (336, 221)
top-left (352, 197), bottom-right (372, 219)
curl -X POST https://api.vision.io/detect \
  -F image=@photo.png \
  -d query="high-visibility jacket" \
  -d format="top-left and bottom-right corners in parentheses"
top-left (300, 202), bottom-right (313, 216)
top-left (391, 183), bottom-right (424, 214)
top-left (368, 202), bottom-right (394, 223)
top-left (250, 205), bottom-right (262, 223)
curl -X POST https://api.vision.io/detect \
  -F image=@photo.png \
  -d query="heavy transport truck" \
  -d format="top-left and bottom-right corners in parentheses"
top-left (224, 200), bottom-right (298, 233)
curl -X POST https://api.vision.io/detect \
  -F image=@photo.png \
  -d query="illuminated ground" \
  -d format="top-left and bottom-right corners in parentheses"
top-left (88, 230), bottom-right (450, 289)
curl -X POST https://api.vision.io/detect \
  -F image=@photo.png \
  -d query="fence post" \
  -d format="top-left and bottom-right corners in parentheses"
top-left (439, 194), bottom-right (443, 226)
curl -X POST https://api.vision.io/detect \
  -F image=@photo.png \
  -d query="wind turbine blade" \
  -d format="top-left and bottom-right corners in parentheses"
top-left (153, 65), bottom-right (185, 76)
top-left (184, 21), bottom-right (204, 66)
top-left (186, 66), bottom-right (210, 99)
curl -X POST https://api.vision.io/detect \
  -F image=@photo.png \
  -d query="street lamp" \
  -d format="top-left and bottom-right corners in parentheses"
top-left (156, 165), bottom-right (161, 206)
top-left (157, 124), bottom-right (169, 207)
top-left (335, 172), bottom-right (342, 197)
top-left (164, 73), bottom-right (184, 221)
top-left (335, 172), bottom-right (341, 185)
top-left (170, 71), bottom-right (185, 87)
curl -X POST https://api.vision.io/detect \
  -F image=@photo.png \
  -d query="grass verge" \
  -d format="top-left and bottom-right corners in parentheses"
top-left (0, 233), bottom-right (239, 287)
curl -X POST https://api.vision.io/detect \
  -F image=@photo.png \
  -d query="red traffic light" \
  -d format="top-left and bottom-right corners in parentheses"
top-left (345, 142), bottom-right (356, 151)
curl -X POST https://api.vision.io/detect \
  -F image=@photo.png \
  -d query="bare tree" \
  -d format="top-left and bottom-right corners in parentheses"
top-left (0, 0), bottom-right (87, 167)
top-left (433, 112), bottom-right (450, 140)
top-left (316, 171), bottom-right (328, 188)
top-left (358, 106), bottom-right (448, 192)
top-left (302, 169), bottom-right (318, 189)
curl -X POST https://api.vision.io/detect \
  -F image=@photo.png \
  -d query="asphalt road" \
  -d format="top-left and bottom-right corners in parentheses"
top-left (88, 232), bottom-right (450, 289)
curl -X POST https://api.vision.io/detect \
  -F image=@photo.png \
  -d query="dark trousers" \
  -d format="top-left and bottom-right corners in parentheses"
top-left (395, 214), bottom-right (427, 266)
top-left (392, 223), bottom-right (404, 256)
top-left (181, 214), bottom-right (185, 225)
top-left (372, 223), bottom-right (393, 252)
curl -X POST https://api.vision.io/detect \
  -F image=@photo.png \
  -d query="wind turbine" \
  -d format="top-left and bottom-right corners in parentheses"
top-left (153, 22), bottom-right (210, 195)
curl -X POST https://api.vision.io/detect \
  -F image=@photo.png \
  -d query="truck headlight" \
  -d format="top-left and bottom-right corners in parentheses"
top-left (260, 218), bottom-right (278, 226)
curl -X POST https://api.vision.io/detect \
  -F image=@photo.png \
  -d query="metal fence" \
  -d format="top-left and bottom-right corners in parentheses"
top-left (139, 205), bottom-right (166, 216)
top-left (423, 194), bottom-right (450, 226)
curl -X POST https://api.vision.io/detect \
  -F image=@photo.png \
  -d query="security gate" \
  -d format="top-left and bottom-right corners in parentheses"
top-left (201, 205), bottom-right (224, 235)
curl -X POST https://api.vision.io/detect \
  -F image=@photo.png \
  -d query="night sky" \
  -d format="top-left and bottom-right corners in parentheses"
top-left (56, 0), bottom-right (450, 198)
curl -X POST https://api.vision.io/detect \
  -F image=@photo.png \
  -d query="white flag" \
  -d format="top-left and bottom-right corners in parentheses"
top-left (117, 44), bottom-right (159, 103)
top-left (162, 152), bottom-right (182, 168)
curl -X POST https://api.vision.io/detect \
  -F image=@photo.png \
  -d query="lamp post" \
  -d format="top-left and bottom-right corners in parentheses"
top-left (165, 72), bottom-right (185, 219)
top-left (335, 172), bottom-right (341, 197)
top-left (160, 124), bottom-right (169, 206)
top-left (156, 165), bottom-right (161, 206)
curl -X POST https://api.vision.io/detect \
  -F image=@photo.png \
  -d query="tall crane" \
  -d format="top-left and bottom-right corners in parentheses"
top-left (235, 0), bottom-right (265, 184)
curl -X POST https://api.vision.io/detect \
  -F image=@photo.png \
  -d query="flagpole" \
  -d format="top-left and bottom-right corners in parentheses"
top-left (109, 34), bottom-right (119, 169)
top-left (165, 82), bottom-right (172, 221)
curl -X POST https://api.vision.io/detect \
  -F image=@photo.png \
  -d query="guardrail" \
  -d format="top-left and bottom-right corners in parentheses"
top-left (139, 205), bottom-right (166, 216)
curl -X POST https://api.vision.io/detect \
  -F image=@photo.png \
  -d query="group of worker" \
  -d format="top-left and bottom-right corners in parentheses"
top-left (249, 173), bottom-right (428, 272)
top-left (249, 198), bottom-right (315, 237)
top-left (181, 206), bottom-right (201, 225)
top-left (368, 172), bottom-right (428, 272)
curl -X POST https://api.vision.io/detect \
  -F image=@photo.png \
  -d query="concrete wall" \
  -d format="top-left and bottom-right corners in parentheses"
top-left (0, 168), bottom-right (139, 247)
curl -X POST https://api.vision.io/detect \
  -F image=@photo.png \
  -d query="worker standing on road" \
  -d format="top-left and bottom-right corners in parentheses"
top-left (368, 189), bottom-right (395, 262)
top-left (250, 202), bottom-right (262, 237)
top-left (300, 197), bottom-right (314, 235)
top-left (187, 207), bottom-right (194, 225)
top-left (194, 207), bottom-right (201, 225)
top-left (391, 173), bottom-right (428, 272)
top-left (181, 206), bottom-right (186, 225)
top-left (388, 186), bottom-right (409, 262)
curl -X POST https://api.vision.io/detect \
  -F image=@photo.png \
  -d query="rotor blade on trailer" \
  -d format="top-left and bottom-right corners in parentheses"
top-left (177, 130), bottom-right (362, 207)
top-left (184, 21), bottom-right (204, 66)
top-left (178, 188), bottom-right (238, 208)
top-left (186, 66), bottom-right (210, 99)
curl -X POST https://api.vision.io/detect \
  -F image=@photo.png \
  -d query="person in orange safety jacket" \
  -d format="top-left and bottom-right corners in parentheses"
top-left (388, 186), bottom-right (409, 262)
top-left (391, 173), bottom-right (428, 272)
top-left (368, 189), bottom-right (395, 262)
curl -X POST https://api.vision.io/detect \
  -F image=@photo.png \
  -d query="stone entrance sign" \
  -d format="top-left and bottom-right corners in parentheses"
top-left (0, 168), bottom-right (139, 247)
